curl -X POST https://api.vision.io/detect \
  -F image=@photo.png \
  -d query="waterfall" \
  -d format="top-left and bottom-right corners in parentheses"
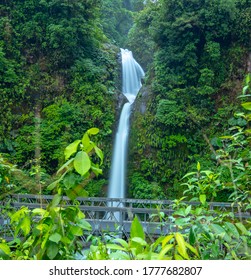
top-left (108, 49), bottom-right (145, 199)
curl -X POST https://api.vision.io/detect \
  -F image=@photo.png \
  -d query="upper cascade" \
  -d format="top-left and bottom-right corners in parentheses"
top-left (121, 48), bottom-right (145, 103)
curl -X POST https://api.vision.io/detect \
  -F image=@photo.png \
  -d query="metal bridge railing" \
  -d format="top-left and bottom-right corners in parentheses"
top-left (1, 194), bottom-right (250, 242)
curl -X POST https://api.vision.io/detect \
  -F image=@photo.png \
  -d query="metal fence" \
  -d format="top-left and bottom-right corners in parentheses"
top-left (1, 194), bottom-right (250, 242)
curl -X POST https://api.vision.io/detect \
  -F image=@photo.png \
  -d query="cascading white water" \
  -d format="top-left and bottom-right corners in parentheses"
top-left (108, 49), bottom-right (145, 199)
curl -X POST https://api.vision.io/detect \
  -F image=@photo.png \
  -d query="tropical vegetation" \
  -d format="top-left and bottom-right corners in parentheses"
top-left (0, 0), bottom-right (251, 260)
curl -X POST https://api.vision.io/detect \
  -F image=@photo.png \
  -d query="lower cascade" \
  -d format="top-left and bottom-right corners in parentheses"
top-left (108, 48), bottom-right (145, 199)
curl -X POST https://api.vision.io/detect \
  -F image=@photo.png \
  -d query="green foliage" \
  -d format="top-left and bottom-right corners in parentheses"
top-left (156, 100), bottom-right (186, 127)
top-left (130, 173), bottom-right (165, 199)
top-left (2, 113), bottom-right (251, 260)
top-left (84, 178), bottom-right (107, 197)
top-left (1, 0), bottom-right (251, 261)
top-left (88, 206), bottom-right (247, 261)
top-left (180, 75), bottom-right (251, 208)
top-left (48, 129), bottom-right (103, 200)
top-left (176, 164), bottom-right (251, 259)
top-left (101, 0), bottom-right (134, 46)
top-left (0, 129), bottom-right (102, 260)
top-left (0, 154), bottom-right (40, 195)
top-left (86, 216), bottom-right (199, 260)
top-left (0, 155), bottom-right (19, 197)
top-left (4, 203), bottom-right (91, 260)
top-left (0, 0), bottom-right (118, 183)
top-left (126, 1), bottom-right (156, 69)
top-left (182, 168), bottom-right (224, 203)
top-left (128, 0), bottom-right (251, 196)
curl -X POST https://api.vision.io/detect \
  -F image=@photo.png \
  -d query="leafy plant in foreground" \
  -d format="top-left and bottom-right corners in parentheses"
top-left (0, 129), bottom-right (103, 260)
top-left (47, 128), bottom-right (103, 200)
top-left (86, 216), bottom-right (199, 260)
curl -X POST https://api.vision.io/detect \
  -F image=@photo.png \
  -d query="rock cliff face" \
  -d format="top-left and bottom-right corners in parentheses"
top-left (248, 53), bottom-right (251, 73)
top-left (133, 86), bottom-right (150, 115)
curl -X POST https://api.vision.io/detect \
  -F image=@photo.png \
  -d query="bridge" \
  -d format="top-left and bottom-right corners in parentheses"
top-left (1, 194), bottom-right (250, 242)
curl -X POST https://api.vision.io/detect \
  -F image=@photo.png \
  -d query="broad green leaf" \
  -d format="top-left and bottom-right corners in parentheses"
top-left (211, 137), bottom-right (223, 147)
top-left (152, 236), bottom-right (164, 250)
top-left (78, 220), bottom-right (92, 231)
top-left (175, 233), bottom-right (189, 259)
top-left (175, 217), bottom-right (190, 227)
top-left (109, 251), bottom-right (130, 260)
top-left (47, 242), bottom-right (59, 260)
top-left (49, 233), bottom-right (61, 244)
top-left (32, 208), bottom-right (46, 216)
top-left (82, 136), bottom-right (95, 153)
top-left (88, 128), bottom-right (99, 135)
top-left (241, 102), bottom-right (251, 111)
top-left (21, 215), bottom-right (31, 236)
top-left (185, 242), bottom-right (199, 257)
top-left (246, 73), bottom-right (251, 84)
top-left (197, 162), bottom-right (201, 172)
top-left (211, 243), bottom-right (220, 258)
top-left (106, 244), bottom-right (127, 251)
top-left (84, 141), bottom-right (95, 153)
top-left (185, 205), bottom-right (192, 216)
top-left (182, 172), bottom-right (196, 179)
top-left (202, 170), bottom-right (214, 176)
top-left (8, 238), bottom-right (21, 246)
top-left (77, 210), bottom-right (85, 219)
top-left (113, 238), bottom-right (129, 249)
top-left (242, 85), bottom-right (249, 95)
top-left (63, 173), bottom-right (79, 190)
top-left (195, 207), bottom-right (203, 215)
top-left (223, 233), bottom-right (232, 243)
top-left (130, 216), bottom-right (145, 240)
top-left (210, 223), bottom-right (225, 235)
top-left (73, 151), bottom-right (91, 176)
top-left (174, 209), bottom-right (186, 217)
top-left (61, 236), bottom-right (71, 245)
top-left (199, 194), bottom-right (206, 205)
top-left (94, 146), bottom-right (104, 164)
top-left (82, 132), bottom-right (90, 148)
top-left (162, 235), bottom-right (174, 247)
top-left (91, 164), bottom-right (102, 176)
top-left (220, 136), bottom-right (234, 140)
top-left (174, 253), bottom-right (184, 260)
top-left (70, 225), bottom-right (83, 236)
top-left (137, 252), bottom-right (155, 260)
top-left (177, 245), bottom-right (189, 260)
top-left (235, 222), bottom-right (249, 235)
top-left (11, 207), bottom-right (29, 223)
top-left (64, 140), bottom-right (81, 160)
top-left (56, 158), bottom-right (74, 175)
top-left (51, 194), bottom-right (61, 207)
top-left (189, 227), bottom-right (196, 245)
top-left (0, 243), bottom-right (11, 255)
top-left (229, 247), bottom-right (238, 260)
top-left (224, 222), bottom-right (240, 239)
top-left (244, 129), bottom-right (251, 134)
top-left (131, 237), bottom-right (147, 246)
top-left (210, 224), bottom-right (231, 242)
top-left (246, 114), bottom-right (251, 121)
top-left (36, 223), bottom-right (49, 232)
top-left (41, 232), bottom-right (50, 250)
top-left (158, 244), bottom-right (174, 259)
top-left (47, 178), bottom-right (60, 191)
